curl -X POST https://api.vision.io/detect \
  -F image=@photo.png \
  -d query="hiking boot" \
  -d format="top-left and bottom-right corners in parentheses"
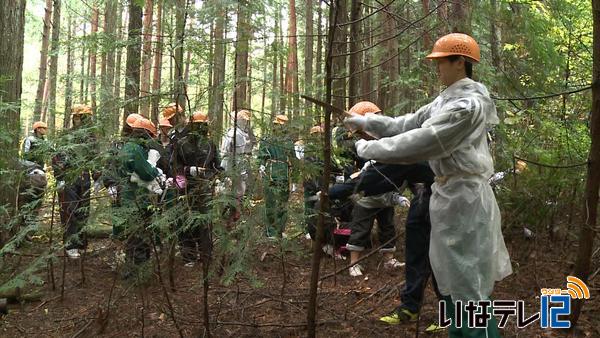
top-left (322, 244), bottom-right (335, 256)
top-left (379, 307), bottom-right (418, 324)
top-left (384, 258), bottom-right (405, 269)
top-left (424, 323), bottom-right (446, 333)
top-left (349, 264), bottom-right (364, 277)
top-left (66, 249), bottom-right (80, 259)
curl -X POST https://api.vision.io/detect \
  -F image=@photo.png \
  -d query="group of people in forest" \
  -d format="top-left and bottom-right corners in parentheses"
top-left (20, 32), bottom-right (513, 337)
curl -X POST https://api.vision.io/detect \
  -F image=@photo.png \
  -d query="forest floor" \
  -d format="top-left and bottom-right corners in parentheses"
top-left (0, 191), bottom-right (599, 338)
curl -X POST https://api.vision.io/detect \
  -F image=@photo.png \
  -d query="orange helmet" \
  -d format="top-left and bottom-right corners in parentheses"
top-left (235, 109), bottom-right (251, 121)
top-left (515, 160), bottom-right (528, 173)
top-left (132, 117), bottom-right (157, 136)
top-left (192, 111), bottom-right (209, 123)
top-left (273, 114), bottom-right (289, 125)
top-left (426, 33), bottom-right (480, 63)
top-left (32, 121), bottom-right (48, 130)
top-left (71, 104), bottom-right (93, 115)
top-left (162, 103), bottom-right (183, 119)
top-left (310, 125), bottom-right (324, 134)
top-left (158, 118), bottom-right (173, 128)
top-left (125, 113), bottom-right (143, 128)
top-left (348, 101), bottom-right (381, 116)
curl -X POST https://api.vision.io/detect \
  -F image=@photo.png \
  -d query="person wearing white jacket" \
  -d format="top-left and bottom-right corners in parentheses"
top-left (220, 110), bottom-right (256, 223)
top-left (346, 33), bottom-right (509, 337)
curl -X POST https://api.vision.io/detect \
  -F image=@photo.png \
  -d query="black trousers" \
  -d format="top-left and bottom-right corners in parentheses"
top-left (59, 172), bottom-right (90, 250)
top-left (347, 205), bottom-right (396, 251)
top-left (179, 183), bottom-right (213, 263)
top-left (400, 188), bottom-right (441, 313)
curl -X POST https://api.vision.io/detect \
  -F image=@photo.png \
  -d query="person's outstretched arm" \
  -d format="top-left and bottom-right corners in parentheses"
top-left (356, 97), bottom-right (485, 164)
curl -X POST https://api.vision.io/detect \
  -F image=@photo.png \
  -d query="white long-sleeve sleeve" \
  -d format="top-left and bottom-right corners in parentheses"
top-left (357, 97), bottom-right (485, 164)
top-left (362, 103), bottom-right (432, 139)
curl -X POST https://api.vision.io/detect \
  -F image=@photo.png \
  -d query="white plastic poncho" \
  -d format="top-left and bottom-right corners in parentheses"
top-left (220, 120), bottom-right (255, 198)
top-left (355, 78), bottom-right (512, 301)
top-left (220, 125), bottom-right (255, 171)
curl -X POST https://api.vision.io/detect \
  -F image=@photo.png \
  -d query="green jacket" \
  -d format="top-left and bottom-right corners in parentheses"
top-left (258, 135), bottom-right (293, 182)
top-left (118, 140), bottom-right (160, 208)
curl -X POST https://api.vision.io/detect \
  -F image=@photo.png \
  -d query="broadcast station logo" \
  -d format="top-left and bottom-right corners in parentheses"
top-left (540, 276), bottom-right (590, 329)
top-left (438, 276), bottom-right (591, 330)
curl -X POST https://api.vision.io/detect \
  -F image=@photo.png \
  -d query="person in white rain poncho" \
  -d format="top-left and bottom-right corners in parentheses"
top-left (346, 33), bottom-right (510, 337)
top-left (220, 110), bottom-right (256, 223)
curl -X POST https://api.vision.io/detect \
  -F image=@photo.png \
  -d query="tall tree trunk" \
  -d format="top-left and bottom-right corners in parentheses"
top-left (209, 0), bottom-right (226, 133)
top-left (377, 0), bottom-right (397, 110)
top-left (307, 1), bottom-right (337, 335)
top-left (437, 0), bottom-right (449, 34)
top-left (489, 0), bottom-right (502, 71)
top-left (207, 21), bottom-right (214, 97)
top-left (174, 0), bottom-right (188, 109)
top-left (33, 0), bottom-right (53, 122)
top-left (315, 0), bottom-right (323, 120)
top-left (0, 0), bottom-right (26, 240)
top-left (102, 0), bottom-right (118, 133)
top-left (285, 0), bottom-right (299, 118)
top-left (348, 0), bottom-right (361, 106)
top-left (361, 3), bottom-right (373, 102)
top-left (151, 0), bottom-right (164, 124)
top-left (114, 6), bottom-right (124, 130)
top-left (169, 5), bottom-right (174, 97)
top-left (489, 0), bottom-right (502, 126)
top-left (90, 7), bottom-right (99, 112)
top-left (422, 0), bottom-right (435, 97)
top-left (278, 5), bottom-right (286, 114)
top-left (331, 0), bottom-right (347, 113)
top-left (234, 0), bottom-right (251, 110)
top-left (80, 22), bottom-right (87, 103)
top-left (64, 15), bottom-right (74, 129)
top-left (571, 0), bottom-right (600, 326)
top-left (184, 49), bottom-right (192, 85)
top-left (247, 53), bottom-right (252, 108)
top-left (304, 0), bottom-right (314, 115)
top-left (270, 7), bottom-right (279, 118)
top-left (123, 0), bottom-right (143, 131)
top-left (47, 0), bottom-right (61, 136)
top-left (261, 26), bottom-right (268, 123)
top-left (402, 4), bottom-right (411, 109)
top-left (449, 0), bottom-right (472, 34)
top-left (140, 0), bottom-right (154, 117)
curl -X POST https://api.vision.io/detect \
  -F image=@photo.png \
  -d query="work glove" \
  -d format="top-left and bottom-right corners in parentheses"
top-left (488, 171), bottom-right (505, 185)
top-left (188, 166), bottom-right (205, 177)
top-left (214, 179), bottom-right (226, 195)
top-left (144, 175), bottom-right (164, 195)
top-left (107, 186), bottom-right (118, 202)
top-left (259, 165), bottom-right (266, 177)
top-left (343, 115), bottom-right (367, 132)
top-left (361, 161), bottom-right (373, 171)
top-left (147, 149), bottom-right (161, 167)
top-left (315, 191), bottom-right (322, 203)
top-left (391, 193), bottom-right (410, 208)
top-left (93, 181), bottom-right (102, 194)
top-left (335, 175), bottom-right (345, 184)
top-left (56, 180), bottom-right (65, 191)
